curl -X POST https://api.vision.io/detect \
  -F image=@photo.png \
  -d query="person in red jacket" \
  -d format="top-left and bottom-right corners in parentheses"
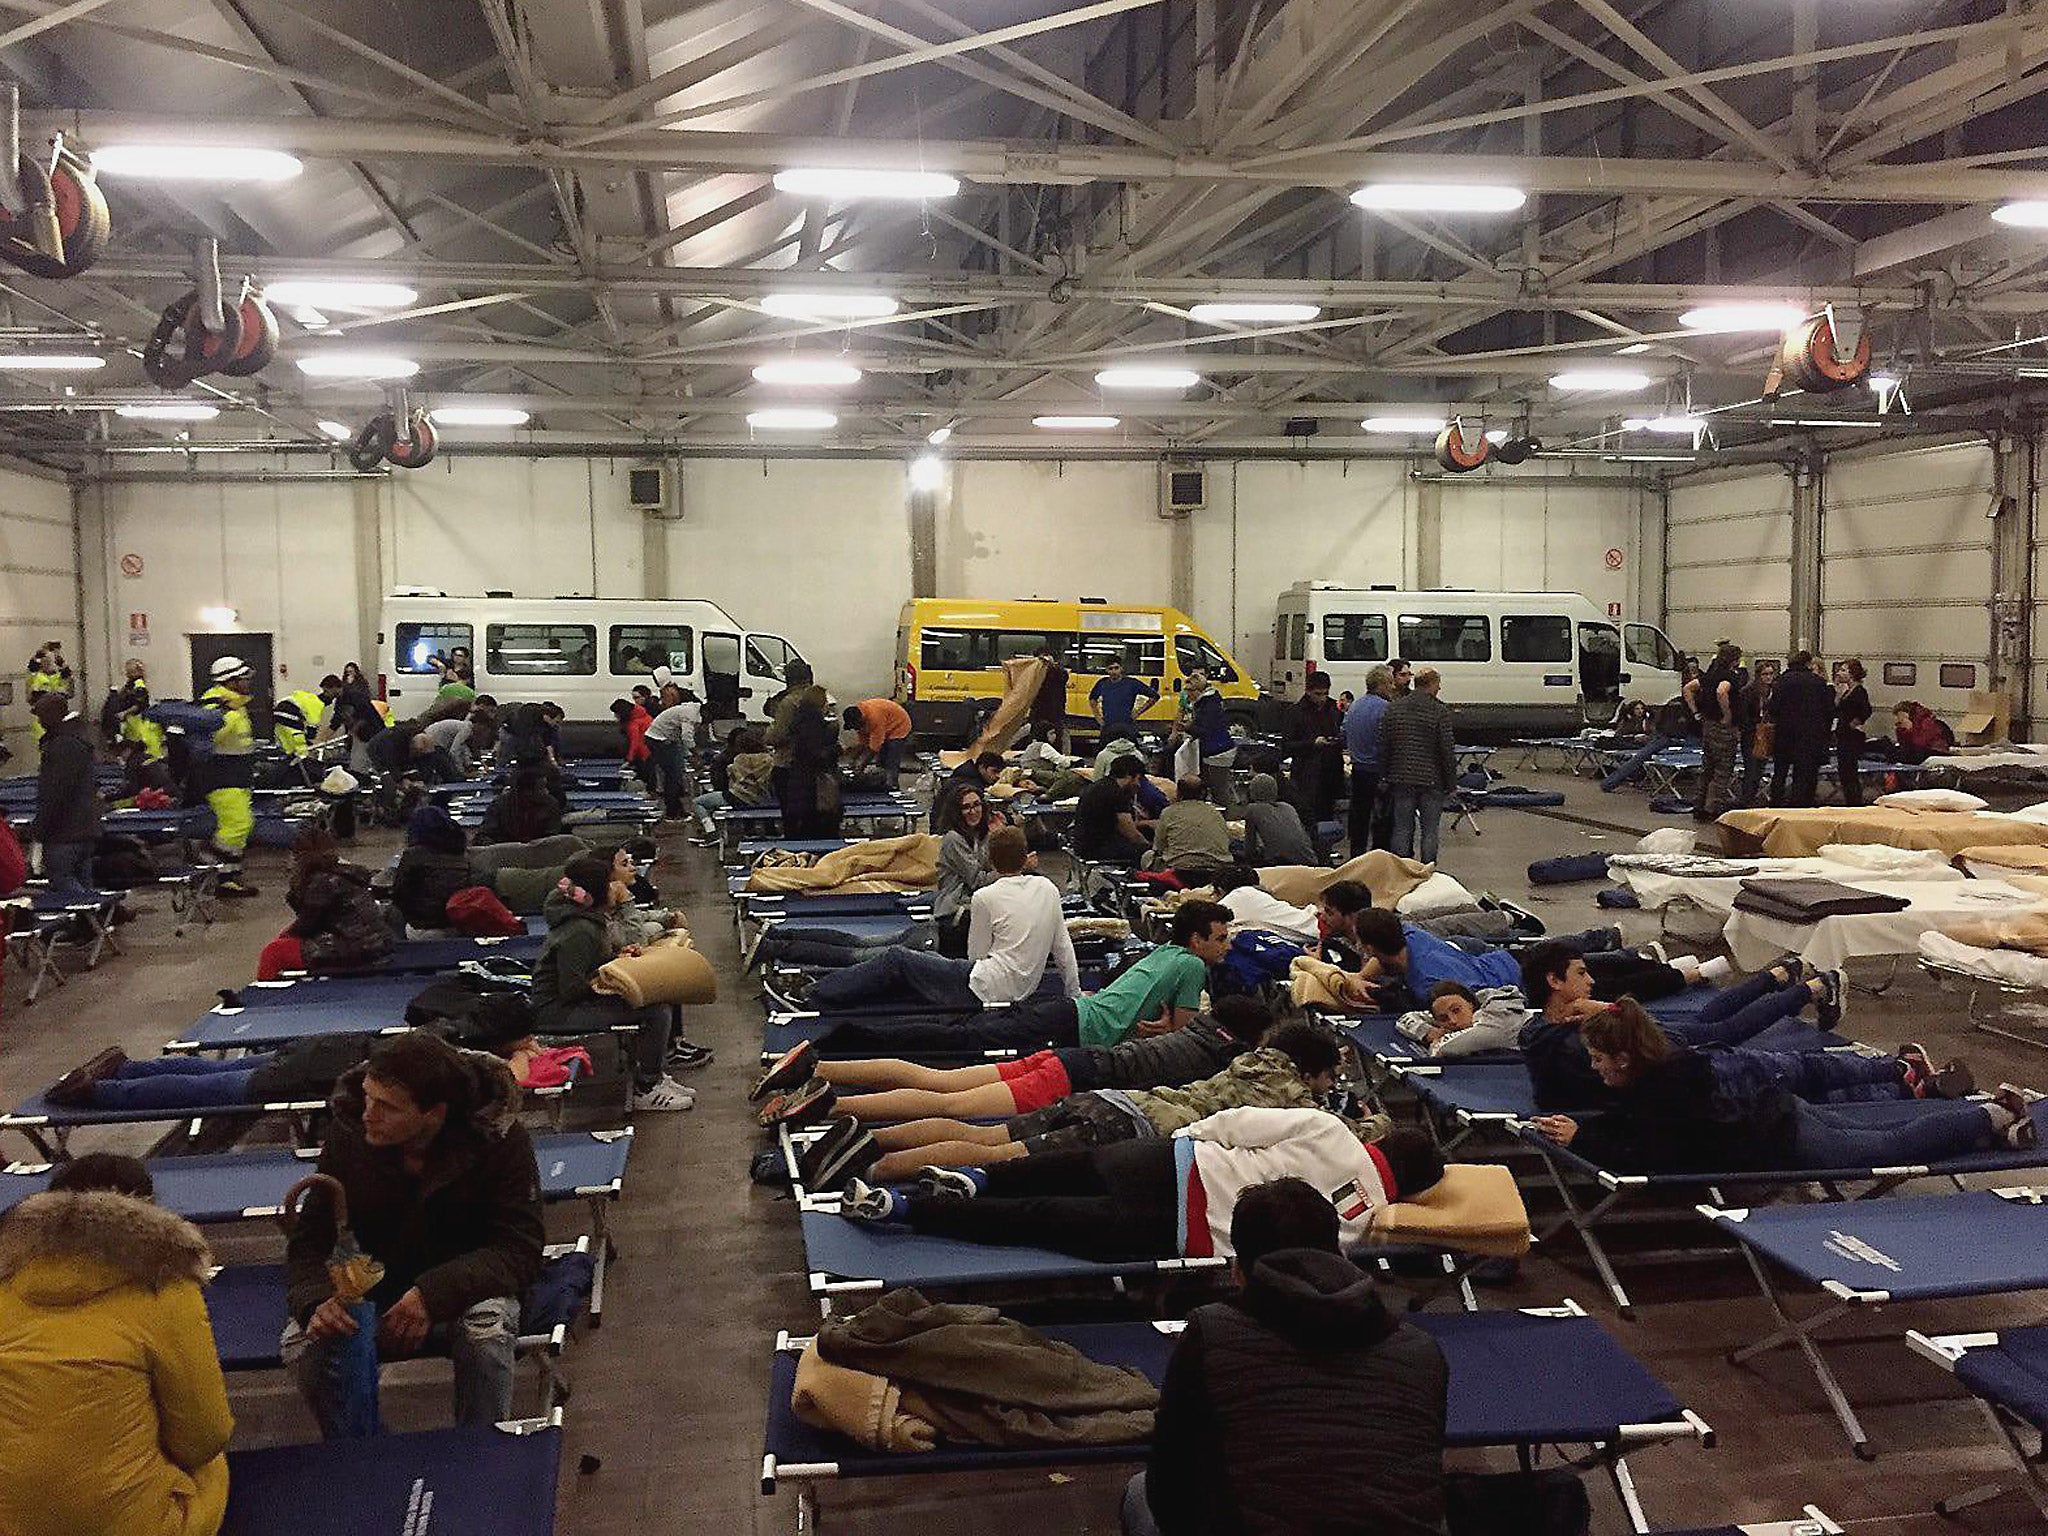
top-left (611, 697), bottom-right (654, 791)
top-left (1890, 701), bottom-right (1954, 764)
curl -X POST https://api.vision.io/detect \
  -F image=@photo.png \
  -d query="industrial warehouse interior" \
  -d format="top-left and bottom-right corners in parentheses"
top-left (16, 3), bottom-right (2048, 1535)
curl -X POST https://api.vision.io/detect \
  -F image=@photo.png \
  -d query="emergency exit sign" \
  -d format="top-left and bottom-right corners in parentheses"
top-left (1607, 602), bottom-right (1622, 618)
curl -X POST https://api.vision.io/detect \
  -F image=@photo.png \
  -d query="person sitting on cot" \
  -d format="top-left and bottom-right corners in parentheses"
top-left (1527, 999), bottom-right (2036, 1172)
top-left (802, 1018), bottom-right (1347, 1187)
top-left (1518, 943), bottom-right (1845, 1113)
top-left (840, 1106), bottom-right (1447, 1266)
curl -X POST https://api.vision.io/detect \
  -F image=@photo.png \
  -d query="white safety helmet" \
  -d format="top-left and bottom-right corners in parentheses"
top-left (210, 655), bottom-right (252, 685)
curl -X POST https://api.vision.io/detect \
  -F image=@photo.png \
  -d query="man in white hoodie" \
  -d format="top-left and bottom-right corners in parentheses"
top-left (842, 1108), bottom-right (1444, 1263)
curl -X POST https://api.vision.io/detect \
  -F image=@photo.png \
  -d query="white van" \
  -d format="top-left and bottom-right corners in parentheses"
top-left (376, 590), bottom-right (812, 727)
top-left (1270, 584), bottom-right (1685, 734)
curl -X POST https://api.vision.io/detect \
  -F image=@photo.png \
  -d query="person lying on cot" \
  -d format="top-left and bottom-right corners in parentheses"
top-left (1518, 943), bottom-right (1845, 1113)
top-left (804, 1019), bottom-right (1348, 1187)
top-left (1527, 999), bottom-right (2037, 1173)
top-left (840, 1106), bottom-right (1447, 1266)
top-left (1394, 980), bottom-right (1530, 1059)
top-left (772, 901), bottom-right (1234, 1062)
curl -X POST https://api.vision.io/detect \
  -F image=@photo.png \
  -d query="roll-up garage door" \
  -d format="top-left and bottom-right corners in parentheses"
top-left (0, 469), bottom-right (79, 757)
top-left (1821, 441), bottom-right (1994, 717)
top-left (1664, 467), bottom-right (1792, 660)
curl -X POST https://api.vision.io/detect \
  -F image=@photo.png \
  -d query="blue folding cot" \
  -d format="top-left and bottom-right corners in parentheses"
top-left (761, 1302), bottom-right (1713, 1535)
top-left (1704, 1185), bottom-right (2048, 1457)
top-left (221, 1414), bottom-right (561, 1536)
top-left (732, 837), bottom-right (862, 863)
top-left (1909, 1324), bottom-right (2048, 1521)
top-left (0, 1086), bottom-right (331, 1162)
top-left (715, 794), bottom-right (921, 854)
top-left (166, 973), bottom-right (470, 1053)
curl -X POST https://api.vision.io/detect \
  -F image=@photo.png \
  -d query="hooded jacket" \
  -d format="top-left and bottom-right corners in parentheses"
top-left (1145, 1248), bottom-right (1447, 1536)
top-left (286, 859), bottom-right (395, 970)
top-left (1239, 774), bottom-right (1317, 867)
top-left (1174, 1108), bottom-right (1399, 1258)
top-left (391, 845), bottom-right (479, 930)
top-left (1395, 984), bottom-right (1528, 1059)
top-left (285, 1052), bottom-right (543, 1326)
top-left (30, 713), bottom-right (103, 846)
top-left (527, 884), bottom-right (613, 1028)
top-left (0, 1191), bottom-right (234, 1536)
top-left (1131, 1047), bottom-right (1318, 1135)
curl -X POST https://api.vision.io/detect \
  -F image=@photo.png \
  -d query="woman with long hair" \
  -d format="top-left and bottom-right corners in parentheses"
top-left (257, 826), bottom-right (393, 978)
top-left (932, 785), bottom-right (996, 955)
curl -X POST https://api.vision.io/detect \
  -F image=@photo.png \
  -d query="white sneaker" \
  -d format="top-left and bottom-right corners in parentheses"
top-left (632, 1076), bottom-right (696, 1112)
top-left (1698, 955), bottom-right (1735, 983)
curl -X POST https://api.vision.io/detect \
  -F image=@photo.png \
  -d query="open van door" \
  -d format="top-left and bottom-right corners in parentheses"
top-left (743, 632), bottom-right (801, 722)
top-left (1576, 623), bottom-right (1623, 723)
top-left (1623, 622), bottom-right (1683, 706)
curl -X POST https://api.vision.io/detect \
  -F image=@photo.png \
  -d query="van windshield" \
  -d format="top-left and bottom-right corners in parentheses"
top-left (1175, 634), bottom-right (1238, 684)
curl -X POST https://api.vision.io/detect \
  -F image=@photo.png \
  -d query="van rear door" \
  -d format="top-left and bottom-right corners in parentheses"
top-left (743, 632), bottom-right (801, 722)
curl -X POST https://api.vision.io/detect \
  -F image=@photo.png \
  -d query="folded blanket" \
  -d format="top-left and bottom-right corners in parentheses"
top-left (1607, 853), bottom-right (1761, 878)
top-left (1260, 850), bottom-right (1431, 909)
top-left (747, 834), bottom-right (941, 894)
top-left (1732, 877), bottom-right (1911, 923)
top-left (1289, 953), bottom-right (1359, 1011)
top-left (792, 1340), bottom-right (937, 1453)
top-left (1954, 844), bottom-right (2048, 874)
top-left (594, 933), bottom-right (718, 1006)
top-left (1363, 1163), bottom-right (1531, 1259)
top-left (1940, 909), bottom-right (2048, 956)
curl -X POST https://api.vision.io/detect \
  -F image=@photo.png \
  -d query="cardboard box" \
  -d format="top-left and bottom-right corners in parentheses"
top-left (1957, 689), bottom-right (2012, 746)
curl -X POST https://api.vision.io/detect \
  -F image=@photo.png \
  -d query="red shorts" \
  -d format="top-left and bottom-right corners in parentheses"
top-left (996, 1050), bottom-right (1074, 1114)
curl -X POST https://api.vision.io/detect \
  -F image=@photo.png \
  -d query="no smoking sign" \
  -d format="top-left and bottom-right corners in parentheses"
top-left (1603, 547), bottom-right (1625, 571)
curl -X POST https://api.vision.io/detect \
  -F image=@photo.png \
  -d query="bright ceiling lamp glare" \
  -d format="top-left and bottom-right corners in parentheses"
top-left (1360, 415), bottom-right (1448, 434)
top-left (772, 168), bottom-right (959, 200)
top-left (1095, 365), bottom-right (1201, 390)
top-left (0, 353), bottom-right (104, 371)
top-left (1992, 201), bottom-right (2048, 228)
top-left (429, 406), bottom-right (531, 427)
top-left (1549, 369), bottom-right (1652, 392)
top-left (1351, 183), bottom-right (1526, 214)
top-left (1032, 415), bottom-right (1119, 430)
top-left (926, 424), bottom-right (953, 445)
top-left (116, 402), bottom-right (221, 420)
top-left (296, 353), bottom-right (420, 380)
top-left (316, 419), bottom-right (352, 441)
top-left (1187, 301), bottom-right (1322, 324)
top-left (91, 144), bottom-right (303, 182)
top-left (750, 359), bottom-right (863, 387)
top-left (745, 408), bottom-right (837, 431)
top-left (759, 292), bottom-right (900, 321)
top-left (909, 455), bottom-right (947, 492)
top-left (262, 280), bottom-right (418, 311)
top-left (1623, 415), bottom-right (1708, 434)
top-left (1678, 302), bottom-right (1807, 334)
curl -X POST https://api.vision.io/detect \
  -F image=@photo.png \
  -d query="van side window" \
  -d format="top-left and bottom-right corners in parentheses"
top-left (1500, 615), bottom-right (1572, 663)
top-left (1077, 636), bottom-right (1164, 676)
top-left (1175, 634), bottom-right (1239, 684)
top-left (1625, 624), bottom-right (1680, 672)
top-left (920, 628), bottom-right (989, 671)
top-left (394, 622), bottom-right (472, 674)
top-left (1398, 614), bottom-right (1491, 663)
top-left (485, 623), bottom-right (596, 676)
top-left (610, 624), bottom-right (692, 675)
top-left (1321, 613), bottom-right (1387, 662)
top-left (996, 630), bottom-right (1072, 664)
top-left (1290, 614), bottom-right (1308, 661)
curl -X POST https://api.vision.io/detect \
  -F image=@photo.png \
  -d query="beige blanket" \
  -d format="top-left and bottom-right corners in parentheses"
top-left (746, 834), bottom-right (941, 894)
top-left (1719, 807), bottom-right (2048, 860)
top-left (791, 1341), bottom-right (937, 1453)
top-left (1365, 1163), bottom-right (1532, 1259)
top-left (1955, 844), bottom-right (2048, 874)
top-left (968, 656), bottom-right (1048, 756)
top-left (1260, 850), bottom-right (1433, 909)
top-left (594, 933), bottom-right (718, 1007)
top-left (1289, 953), bottom-right (1360, 1011)
top-left (1941, 909), bottom-right (2048, 956)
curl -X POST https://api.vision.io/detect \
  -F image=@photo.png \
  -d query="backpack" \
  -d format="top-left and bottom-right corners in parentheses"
top-left (1216, 931), bottom-right (1304, 996)
top-left (406, 975), bottom-right (535, 1047)
top-left (445, 885), bottom-right (524, 936)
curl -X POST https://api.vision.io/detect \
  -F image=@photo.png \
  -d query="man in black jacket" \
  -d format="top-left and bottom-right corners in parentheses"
top-left (29, 694), bottom-right (102, 896)
top-left (1767, 650), bottom-right (1834, 808)
top-left (1128, 1177), bottom-right (1447, 1536)
top-left (1283, 672), bottom-right (1345, 824)
top-left (282, 1031), bottom-right (544, 1436)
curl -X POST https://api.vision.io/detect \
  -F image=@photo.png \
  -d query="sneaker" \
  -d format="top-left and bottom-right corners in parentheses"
top-left (1895, 1043), bottom-right (1934, 1095)
top-left (762, 972), bottom-right (814, 1012)
top-left (840, 1176), bottom-right (903, 1223)
top-left (667, 1038), bottom-right (714, 1071)
top-left (1642, 939), bottom-right (1669, 964)
top-left (1927, 1059), bottom-right (1977, 1100)
top-left (757, 1077), bottom-right (836, 1129)
top-left (1815, 969), bottom-right (1846, 1031)
top-left (1994, 1087), bottom-right (2039, 1148)
top-left (631, 1076), bottom-right (696, 1113)
top-left (802, 1121), bottom-right (880, 1192)
top-left (46, 1046), bottom-right (130, 1107)
top-left (1768, 955), bottom-right (1808, 985)
top-left (913, 1165), bottom-right (988, 1202)
top-left (750, 1040), bottom-right (819, 1103)
top-left (216, 877), bottom-right (261, 899)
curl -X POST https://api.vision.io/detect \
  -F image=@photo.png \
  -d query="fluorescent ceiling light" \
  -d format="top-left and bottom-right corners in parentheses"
top-left (316, 419), bottom-right (352, 441)
top-left (1616, 342), bottom-right (1654, 355)
top-left (1678, 302), bottom-right (1806, 334)
top-left (296, 353), bottom-right (420, 379)
top-left (746, 408), bottom-right (837, 431)
top-left (116, 401), bottom-right (221, 420)
top-left (926, 424), bottom-right (953, 445)
top-left (0, 353), bottom-right (104, 371)
top-left (263, 280), bottom-right (418, 311)
top-left (1993, 201), bottom-right (2048, 228)
top-left (772, 168), bottom-right (959, 200)
top-left (430, 406), bottom-right (530, 427)
top-left (1623, 415), bottom-right (1708, 434)
top-left (909, 455), bottom-right (946, 492)
top-left (1032, 415), bottom-right (1119, 430)
top-left (1550, 369), bottom-right (1651, 392)
top-left (1360, 415), bottom-right (1447, 434)
top-left (92, 144), bottom-right (302, 182)
top-left (760, 292), bottom-right (900, 321)
top-left (1351, 183), bottom-right (1526, 214)
top-left (1095, 365), bottom-right (1201, 390)
top-left (1188, 301), bottom-right (1322, 324)
top-left (751, 359), bottom-right (863, 387)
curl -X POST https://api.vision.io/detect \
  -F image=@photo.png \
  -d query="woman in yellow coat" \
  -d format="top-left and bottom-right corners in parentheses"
top-left (0, 1155), bottom-right (233, 1536)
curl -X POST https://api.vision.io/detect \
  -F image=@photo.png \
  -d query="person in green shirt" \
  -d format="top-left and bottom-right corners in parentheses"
top-left (1075, 907), bottom-right (1226, 1045)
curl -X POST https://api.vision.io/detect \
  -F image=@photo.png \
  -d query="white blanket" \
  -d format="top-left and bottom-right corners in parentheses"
top-left (1616, 848), bottom-right (1963, 920)
top-left (1919, 929), bottom-right (2048, 989)
top-left (1725, 877), bottom-right (2047, 973)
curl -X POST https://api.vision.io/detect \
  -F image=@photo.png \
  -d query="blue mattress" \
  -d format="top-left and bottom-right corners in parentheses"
top-left (2, 1087), bottom-right (325, 1131)
top-left (223, 1422), bottom-right (561, 1536)
top-left (1706, 1189), bottom-right (2048, 1300)
top-left (759, 913), bottom-right (924, 942)
top-left (1401, 1064), bottom-right (1537, 1122)
top-left (800, 1210), bottom-right (1204, 1289)
top-left (1951, 1326), bottom-right (2048, 1434)
top-left (365, 931), bottom-right (543, 972)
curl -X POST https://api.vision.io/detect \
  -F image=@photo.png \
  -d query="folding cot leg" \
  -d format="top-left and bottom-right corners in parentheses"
top-left (1936, 1404), bottom-right (2048, 1521)
top-left (794, 1484), bottom-right (820, 1536)
top-left (588, 1201), bottom-right (612, 1326)
top-left (1529, 1162), bottom-right (1636, 1317)
top-left (1724, 1246), bottom-right (1872, 1458)
top-left (23, 933), bottom-right (63, 1004)
top-left (1605, 1452), bottom-right (1652, 1536)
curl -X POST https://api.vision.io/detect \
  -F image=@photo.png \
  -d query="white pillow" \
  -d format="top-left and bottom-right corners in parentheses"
top-left (1395, 871), bottom-right (1479, 919)
top-left (1817, 844), bottom-right (1952, 876)
top-left (1635, 827), bottom-right (1693, 856)
top-left (2003, 802), bottom-right (2048, 826)
top-left (1874, 788), bottom-right (1988, 813)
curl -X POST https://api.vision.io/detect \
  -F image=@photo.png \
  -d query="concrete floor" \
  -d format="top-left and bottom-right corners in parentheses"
top-left (8, 766), bottom-right (2048, 1536)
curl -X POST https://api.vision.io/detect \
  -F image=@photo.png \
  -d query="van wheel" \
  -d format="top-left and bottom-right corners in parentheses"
top-left (1225, 707), bottom-right (1258, 735)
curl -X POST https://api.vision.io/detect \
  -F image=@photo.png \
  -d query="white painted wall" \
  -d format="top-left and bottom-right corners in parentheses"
top-left (77, 453), bottom-right (1657, 715)
top-left (1665, 466), bottom-right (1795, 661)
top-left (0, 464), bottom-right (79, 756)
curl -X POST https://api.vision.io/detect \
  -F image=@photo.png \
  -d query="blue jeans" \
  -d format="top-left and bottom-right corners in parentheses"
top-left (1789, 1098), bottom-right (1994, 1169)
top-left (89, 1054), bottom-right (262, 1110)
top-left (693, 790), bottom-right (726, 831)
top-left (809, 947), bottom-right (979, 1012)
top-left (41, 840), bottom-right (95, 899)
top-left (282, 1294), bottom-right (519, 1437)
top-left (1666, 977), bottom-right (1812, 1048)
top-left (878, 736), bottom-right (910, 782)
top-left (1386, 785), bottom-right (1445, 864)
top-left (650, 738), bottom-right (687, 816)
top-left (1601, 733), bottom-right (1669, 792)
top-left (1712, 1048), bottom-right (1909, 1106)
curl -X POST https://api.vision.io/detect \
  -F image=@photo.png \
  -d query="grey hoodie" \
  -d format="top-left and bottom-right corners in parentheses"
top-left (1239, 774), bottom-right (1317, 867)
